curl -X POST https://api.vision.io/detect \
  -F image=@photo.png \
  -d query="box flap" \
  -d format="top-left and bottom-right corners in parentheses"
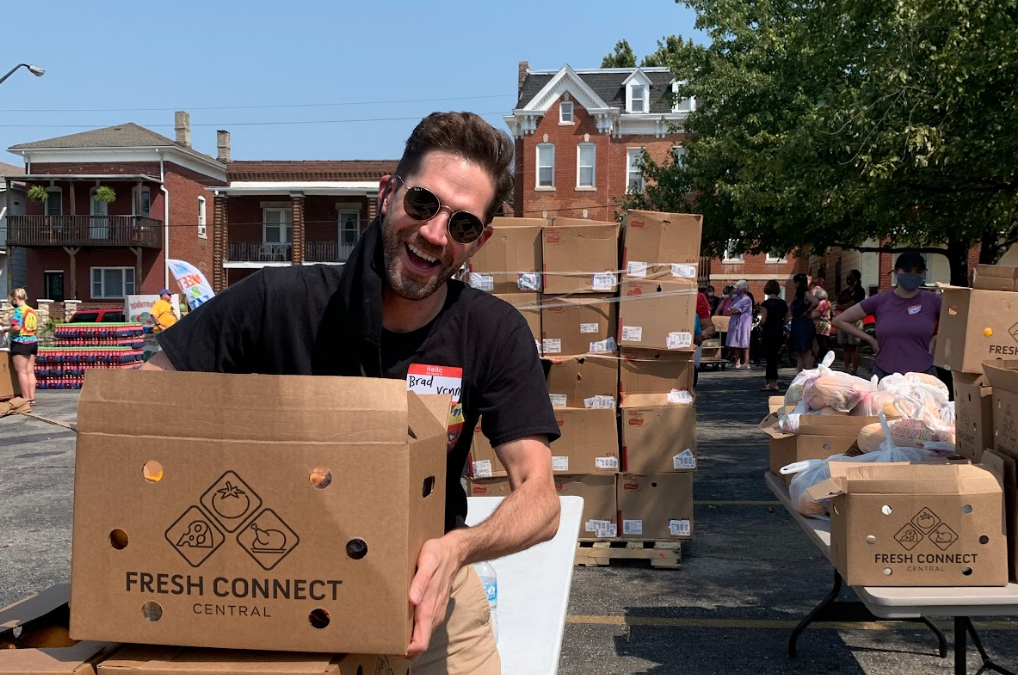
top-left (409, 393), bottom-right (452, 441)
top-left (758, 412), bottom-right (793, 439)
top-left (489, 216), bottom-right (546, 229)
top-left (984, 360), bottom-right (1018, 393)
top-left (768, 396), bottom-right (785, 414)
top-left (0, 586), bottom-right (69, 632)
top-left (549, 218), bottom-right (618, 237)
top-left (98, 646), bottom-right (337, 675)
top-left (78, 371), bottom-right (412, 443)
top-left (619, 393), bottom-right (692, 408)
top-left (0, 640), bottom-right (116, 674)
top-left (806, 477), bottom-right (846, 501)
top-left (985, 449), bottom-right (1017, 489)
top-left (973, 264), bottom-right (1018, 291)
top-left (797, 415), bottom-right (878, 436)
top-left (835, 463), bottom-right (1002, 495)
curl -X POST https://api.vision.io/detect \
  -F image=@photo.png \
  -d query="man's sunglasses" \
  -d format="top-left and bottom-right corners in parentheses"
top-left (394, 175), bottom-right (488, 244)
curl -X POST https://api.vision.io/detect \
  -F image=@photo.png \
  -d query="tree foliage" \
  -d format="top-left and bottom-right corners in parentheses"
top-left (619, 0), bottom-right (1018, 284)
top-left (601, 40), bottom-right (637, 68)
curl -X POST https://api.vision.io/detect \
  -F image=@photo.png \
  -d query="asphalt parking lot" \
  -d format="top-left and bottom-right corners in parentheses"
top-left (1, 364), bottom-right (1015, 674)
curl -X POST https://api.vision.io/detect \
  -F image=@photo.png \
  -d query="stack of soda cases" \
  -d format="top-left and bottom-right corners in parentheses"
top-left (36, 323), bottom-right (146, 389)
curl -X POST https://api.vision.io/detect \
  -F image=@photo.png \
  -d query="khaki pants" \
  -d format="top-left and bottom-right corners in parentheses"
top-left (413, 566), bottom-right (501, 675)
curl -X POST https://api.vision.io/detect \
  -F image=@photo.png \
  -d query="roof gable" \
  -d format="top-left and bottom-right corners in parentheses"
top-left (517, 67), bottom-right (681, 115)
top-left (518, 65), bottom-right (611, 113)
top-left (9, 123), bottom-right (179, 150)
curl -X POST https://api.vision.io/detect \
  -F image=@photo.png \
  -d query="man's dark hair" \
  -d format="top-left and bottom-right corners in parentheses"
top-left (396, 112), bottom-right (515, 224)
top-left (764, 279), bottom-right (780, 296)
top-left (848, 269), bottom-right (861, 282)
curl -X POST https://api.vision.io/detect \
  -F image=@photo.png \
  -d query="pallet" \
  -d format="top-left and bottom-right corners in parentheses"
top-left (575, 539), bottom-right (683, 569)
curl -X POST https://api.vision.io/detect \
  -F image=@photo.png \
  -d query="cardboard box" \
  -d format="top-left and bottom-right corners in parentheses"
top-left (617, 280), bottom-right (698, 352)
top-left (616, 473), bottom-right (694, 539)
top-left (70, 371), bottom-right (449, 655)
top-left (542, 219), bottom-right (619, 295)
top-left (760, 414), bottom-right (878, 482)
top-left (619, 350), bottom-right (694, 402)
top-left (973, 265), bottom-right (1018, 292)
top-left (98, 646), bottom-right (410, 675)
top-left (554, 475), bottom-right (618, 539)
top-left (768, 396), bottom-right (786, 415)
top-left (711, 315), bottom-right (731, 334)
top-left (985, 360), bottom-right (1018, 456)
top-left (982, 450), bottom-right (1018, 583)
top-left (540, 295), bottom-right (617, 356)
top-left (545, 354), bottom-right (618, 409)
top-left (467, 421), bottom-right (507, 479)
top-left (808, 463), bottom-right (1009, 587)
top-left (953, 371), bottom-right (994, 462)
top-left (466, 476), bottom-right (512, 497)
top-left (468, 217), bottom-right (544, 293)
top-left (554, 408), bottom-right (620, 473)
top-left (620, 210), bottom-right (702, 281)
top-left (1, 352), bottom-right (20, 400)
top-left (0, 585), bottom-right (117, 675)
top-left (495, 293), bottom-right (542, 353)
top-left (934, 286), bottom-right (1018, 374)
top-left (620, 395), bottom-right (697, 473)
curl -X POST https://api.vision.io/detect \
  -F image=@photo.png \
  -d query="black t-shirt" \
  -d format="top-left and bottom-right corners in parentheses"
top-left (761, 298), bottom-right (788, 333)
top-left (157, 264), bottom-right (560, 532)
top-left (837, 285), bottom-right (865, 308)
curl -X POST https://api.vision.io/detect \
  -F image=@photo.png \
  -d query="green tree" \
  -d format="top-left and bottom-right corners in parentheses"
top-left (601, 40), bottom-right (637, 68)
top-left (640, 36), bottom-right (686, 68)
top-left (620, 0), bottom-right (1018, 285)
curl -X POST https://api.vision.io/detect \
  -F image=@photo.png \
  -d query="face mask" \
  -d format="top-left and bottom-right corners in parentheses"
top-left (897, 272), bottom-right (924, 291)
top-left (846, 277), bottom-right (855, 285)
top-left (707, 292), bottom-right (714, 298)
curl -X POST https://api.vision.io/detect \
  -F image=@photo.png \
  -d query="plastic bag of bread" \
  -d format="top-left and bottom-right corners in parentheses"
top-left (878, 373), bottom-right (950, 414)
top-left (857, 398), bottom-right (955, 453)
top-left (851, 390), bottom-right (905, 418)
top-left (939, 401), bottom-right (956, 425)
top-left (803, 371), bottom-right (877, 413)
top-left (777, 402), bottom-right (844, 433)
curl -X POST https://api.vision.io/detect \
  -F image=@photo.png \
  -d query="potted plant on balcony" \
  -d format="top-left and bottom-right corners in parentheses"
top-left (94, 186), bottom-right (116, 203)
top-left (28, 185), bottom-right (48, 202)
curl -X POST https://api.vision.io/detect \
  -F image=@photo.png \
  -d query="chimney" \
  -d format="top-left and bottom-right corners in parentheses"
top-left (518, 61), bottom-right (530, 96)
top-left (175, 111), bottom-right (191, 148)
top-left (216, 130), bottom-right (231, 163)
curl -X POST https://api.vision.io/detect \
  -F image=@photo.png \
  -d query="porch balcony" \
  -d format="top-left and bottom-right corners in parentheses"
top-left (304, 241), bottom-right (356, 263)
top-left (227, 241), bottom-right (292, 262)
top-left (5, 215), bottom-right (163, 248)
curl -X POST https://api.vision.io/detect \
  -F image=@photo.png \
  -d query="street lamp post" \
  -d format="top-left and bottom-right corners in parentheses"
top-left (0, 63), bottom-right (45, 87)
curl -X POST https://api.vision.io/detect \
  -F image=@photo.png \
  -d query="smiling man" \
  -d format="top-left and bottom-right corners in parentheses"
top-left (142, 112), bottom-right (561, 673)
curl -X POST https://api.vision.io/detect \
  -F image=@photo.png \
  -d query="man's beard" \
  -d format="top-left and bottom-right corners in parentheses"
top-left (381, 213), bottom-right (459, 301)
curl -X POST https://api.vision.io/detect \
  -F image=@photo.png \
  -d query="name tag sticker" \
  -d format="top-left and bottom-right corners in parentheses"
top-left (406, 364), bottom-right (464, 403)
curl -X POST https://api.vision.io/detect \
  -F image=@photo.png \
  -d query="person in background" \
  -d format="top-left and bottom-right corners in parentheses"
top-left (788, 273), bottom-right (819, 372)
top-left (714, 285), bottom-right (735, 316)
top-left (151, 288), bottom-right (178, 333)
top-left (834, 251), bottom-right (940, 379)
top-left (706, 285), bottom-right (720, 315)
top-left (725, 279), bottom-right (753, 369)
top-left (834, 269), bottom-right (866, 375)
top-left (692, 311), bottom-right (715, 388)
top-left (3, 288), bottom-right (39, 405)
top-left (758, 280), bottom-right (789, 391)
top-left (696, 288), bottom-right (712, 327)
top-left (694, 288), bottom-right (713, 386)
top-left (812, 288), bottom-right (832, 364)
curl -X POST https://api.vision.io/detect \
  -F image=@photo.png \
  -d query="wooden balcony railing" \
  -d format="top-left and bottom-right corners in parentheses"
top-left (6, 215), bottom-right (163, 248)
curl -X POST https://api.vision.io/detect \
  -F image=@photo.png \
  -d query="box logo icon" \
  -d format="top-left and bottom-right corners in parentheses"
top-left (165, 506), bottom-right (225, 567)
top-left (911, 507), bottom-right (940, 534)
top-left (930, 523), bottom-right (958, 551)
top-left (236, 509), bottom-right (300, 571)
top-left (894, 523), bottom-right (923, 551)
top-left (200, 471), bottom-right (262, 532)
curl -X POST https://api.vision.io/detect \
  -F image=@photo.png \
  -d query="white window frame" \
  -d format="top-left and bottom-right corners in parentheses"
top-left (723, 240), bottom-right (745, 263)
top-left (765, 250), bottom-right (787, 264)
top-left (536, 143), bottom-right (555, 189)
top-left (91, 266), bottom-right (135, 299)
top-left (672, 145), bottom-right (686, 167)
top-left (338, 209), bottom-right (360, 262)
top-left (576, 143), bottom-right (596, 189)
top-left (133, 186), bottom-right (151, 218)
top-left (262, 207), bottom-right (293, 244)
top-left (89, 187), bottom-right (108, 217)
top-left (671, 80), bottom-right (696, 113)
top-left (559, 101), bottom-right (574, 124)
top-left (197, 196), bottom-right (207, 239)
top-left (626, 148), bottom-right (646, 193)
top-left (45, 187), bottom-right (62, 216)
top-left (628, 84), bottom-right (648, 113)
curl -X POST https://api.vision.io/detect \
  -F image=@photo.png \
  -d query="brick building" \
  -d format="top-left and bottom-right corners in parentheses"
top-left (4, 112), bottom-right (226, 308)
top-left (506, 62), bottom-right (803, 298)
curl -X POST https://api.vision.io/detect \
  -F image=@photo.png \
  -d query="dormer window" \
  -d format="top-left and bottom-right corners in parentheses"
top-left (629, 85), bottom-right (647, 113)
top-left (671, 80), bottom-right (696, 113)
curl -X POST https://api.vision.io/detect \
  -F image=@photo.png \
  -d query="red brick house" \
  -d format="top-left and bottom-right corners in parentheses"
top-left (4, 112), bottom-right (226, 307)
top-left (211, 159), bottom-right (397, 290)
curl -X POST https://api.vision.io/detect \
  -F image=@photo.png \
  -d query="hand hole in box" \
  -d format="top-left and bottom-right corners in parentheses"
top-left (962, 567), bottom-right (973, 576)
top-left (651, 482), bottom-right (658, 488)
top-left (883, 568), bottom-right (892, 576)
top-left (866, 535), bottom-right (876, 544)
top-left (142, 461), bottom-right (163, 482)
top-left (422, 476), bottom-right (435, 498)
top-left (308, 608), bottom-right (331, 629)
top-left (881, 505), bottom-right (893, 515)
top-left (980, 535), bottom-right (989, 544)
top-left (962, 504), bottom-right (973, 514)
top-left (822, 443), bottom-right (831, 451)
top-left (309, 467), bottom-right (332, 489)
top-left (109, 529), bottom-right (129, 550)
top-left (346, 539), bottom-right (368, 560)
top-left (141, 602), bottom-right (162, 622)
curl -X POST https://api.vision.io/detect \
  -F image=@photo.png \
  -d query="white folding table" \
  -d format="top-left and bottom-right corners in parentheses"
top-left (766, 471), bottom-right (1018, 675)
top-left (466, 495), bottom-right (583, 675)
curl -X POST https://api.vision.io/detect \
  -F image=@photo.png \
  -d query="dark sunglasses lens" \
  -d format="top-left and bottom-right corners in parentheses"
top-left (449, 213), bottom-right (485, 243)
top-left (404, 186), bottom-right (440, 220)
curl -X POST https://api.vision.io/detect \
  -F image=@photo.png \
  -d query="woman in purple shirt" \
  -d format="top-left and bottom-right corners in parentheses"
top-left (833, 251), bottom-right (941, 379)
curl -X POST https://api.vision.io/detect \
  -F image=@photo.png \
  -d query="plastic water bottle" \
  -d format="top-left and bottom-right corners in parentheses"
top-left (474, 561), bottom-right (498, 643)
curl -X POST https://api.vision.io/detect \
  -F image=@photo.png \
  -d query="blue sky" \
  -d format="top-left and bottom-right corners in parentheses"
top-left (0, 0), bottom-right (702, 165)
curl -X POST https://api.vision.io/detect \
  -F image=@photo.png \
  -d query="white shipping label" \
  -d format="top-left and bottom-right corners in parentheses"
top-left (469, 274), bottom-right (494, 291)
top-left (592, 272), bottom-right (617, 291)
top-left (585, 519), bottom-right (609, 533)
top-left (580, 322), bottom-right (600, 334)
top-left (549, 393), bottom-right (568, 408)
top-left (595, 456), bottom-right (619, 470)
top-left (535, 339), bottom-right (542, 354)
top-left (668, 519), bottom-right (691, 537)
top-left (671, 263), bottom-right (697, 279)
top-left (543, 338), bottom-right (562, 354)
top-left (626, 261), bottom-right (649, 277)
top-left (552, 456), bottom-right (570, 471)
top-left (598, 523), bottom-right (618, 538)
top-left (584, 395), bottom-right (617, 409)
top-left (667, 389), bottom-right (694, 405)
top-left (667, 331), bottom-right (693, 350)
top-left (589, 337), bottom-right (617, 354)
top-left (621, 326), bottom-right (643, 342)
top-left (673, 449), bottom-right (697, 470)
top-left (518, 272), bottom-right (541, 291)
top-left (472, 460), bottom-right (493, 478)
top-left (622, 520), bottom-right (644, 536)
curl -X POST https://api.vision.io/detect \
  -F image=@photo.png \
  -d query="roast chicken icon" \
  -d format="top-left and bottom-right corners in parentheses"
top-left (176, 520), bottom-right (214, 548)
top-left (247, 522), bottom-right (288, 553)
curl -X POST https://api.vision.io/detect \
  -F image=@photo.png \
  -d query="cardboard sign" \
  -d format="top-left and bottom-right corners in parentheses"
top-left (167, 259), bottom-right (214, 311)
